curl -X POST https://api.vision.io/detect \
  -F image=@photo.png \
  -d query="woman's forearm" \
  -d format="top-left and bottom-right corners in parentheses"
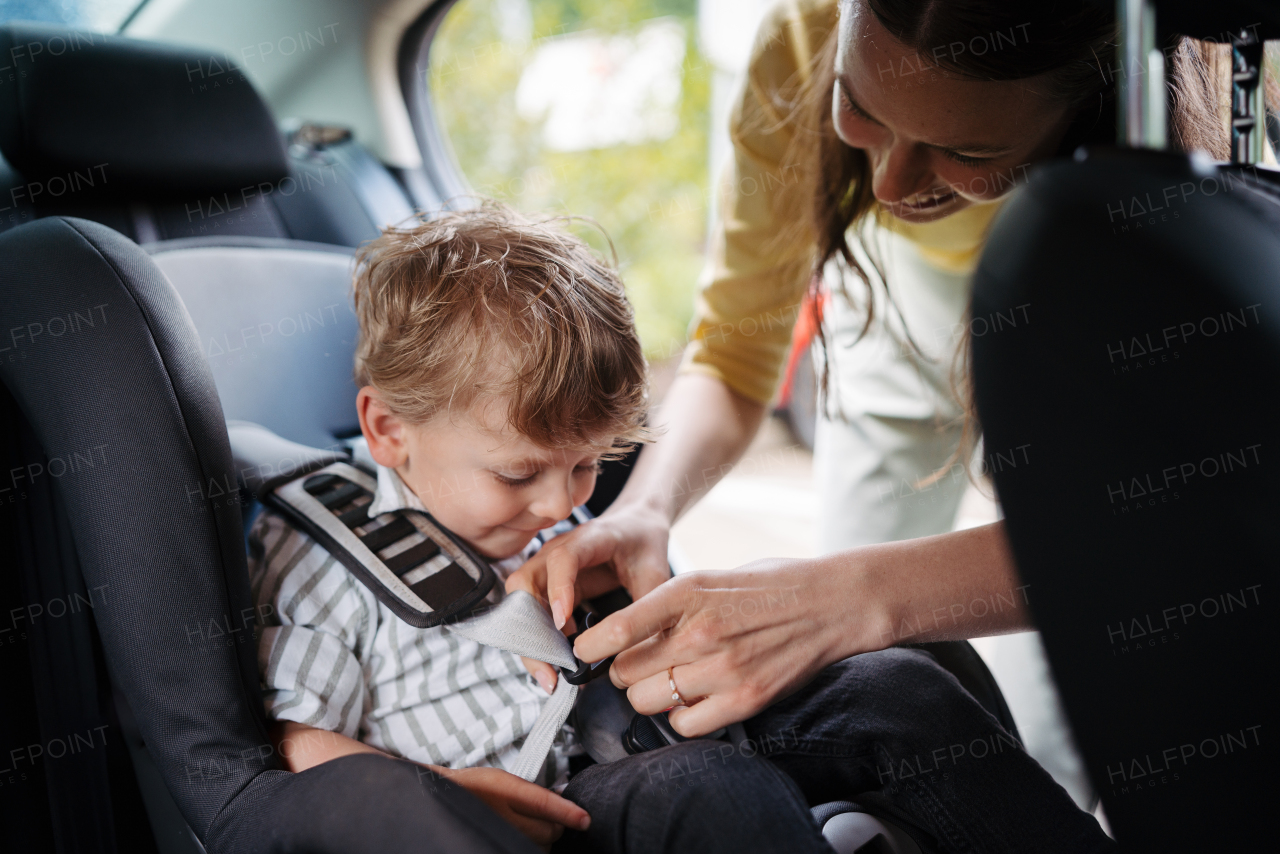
top-left (832, 521), bottom-right (1032, 655)
top-left (614, 371), bottom-right (767, 523)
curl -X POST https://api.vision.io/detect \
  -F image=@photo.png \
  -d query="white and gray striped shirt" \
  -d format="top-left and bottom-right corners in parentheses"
top-left (249, 464), bottom-right (578, 787)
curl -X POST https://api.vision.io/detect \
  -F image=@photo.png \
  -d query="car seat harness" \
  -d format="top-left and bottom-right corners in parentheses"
top-left (266, 461), bottom-right (618, 781)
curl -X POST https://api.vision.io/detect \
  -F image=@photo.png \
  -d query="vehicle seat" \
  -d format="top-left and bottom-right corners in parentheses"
top-left (0, 22), bottom-right (418, 247)
top-left (969, 2), bottom-right (1280, 848)
top-left (0, 216), bottom-right (536, 853)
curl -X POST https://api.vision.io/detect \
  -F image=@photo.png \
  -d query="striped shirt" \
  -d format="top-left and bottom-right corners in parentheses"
top-left (249, 463), bottom-right (580, 787)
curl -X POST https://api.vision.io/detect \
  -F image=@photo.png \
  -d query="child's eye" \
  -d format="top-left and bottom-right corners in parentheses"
top-left (574, 461), bottom-right (601, 476)
top-left (495, 472), bottom-right (538, 488)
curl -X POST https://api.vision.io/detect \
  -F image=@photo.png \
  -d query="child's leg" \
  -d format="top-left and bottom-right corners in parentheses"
top-left (745, 648), bottom-right (1114, 853)
top-left (554, 740), bottom-right (832, 854)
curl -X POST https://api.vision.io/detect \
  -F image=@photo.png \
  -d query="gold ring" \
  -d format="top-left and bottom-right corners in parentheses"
top-left (668, 666), bottom-right (685, 706)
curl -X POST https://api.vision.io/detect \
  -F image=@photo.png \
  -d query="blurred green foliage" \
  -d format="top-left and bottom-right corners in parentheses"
top-left (429, 0), bottom-right (710, 361)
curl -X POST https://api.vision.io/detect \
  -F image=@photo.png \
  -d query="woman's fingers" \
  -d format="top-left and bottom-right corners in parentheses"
top-left (504, 561), bottom-right (546, 604)
top-left (622, 657), bottom-right (726, 715)
top-left (515, 505), bottom-right (677, 632)
top-left (624, 658), bottom-right (773, 737)
top-left (606, 601), bottom-right (730, 688)
top-left (543, 544), bottom-right (581, 630)
top-left (512, 522), bottom-right (623, 630)
top-left (541, 527), bottom-right (623, 629)
top-left (573, 559), bottom-right (848, 739)
top-left (573, 573), bottom-right (693, 665)
top-left (666, 692), bottom-right (757, 739)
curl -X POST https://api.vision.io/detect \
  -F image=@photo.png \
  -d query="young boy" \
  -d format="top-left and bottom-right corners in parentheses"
top-left (248, 204), bottom-right (651, 846)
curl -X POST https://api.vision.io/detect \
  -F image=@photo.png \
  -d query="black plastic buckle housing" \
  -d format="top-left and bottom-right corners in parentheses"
top-left (560, 612), bottom-right (615, 686)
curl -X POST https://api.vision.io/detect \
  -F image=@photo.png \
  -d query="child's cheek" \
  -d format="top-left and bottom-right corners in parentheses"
top-left (572, 472), bottom-right (597, 507)
top-left (476, 483), bottom-right (526, 529)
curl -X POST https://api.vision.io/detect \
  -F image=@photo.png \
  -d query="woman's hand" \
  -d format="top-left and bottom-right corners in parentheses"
top-left (571, 523), bottom-right (1031, 737)
top-left (505, 372), bottom-right (772, 693)
top-left (505, 500), bottom-right (675, 693)
top-left (571, 557), bottom-right (875, 737)
top-left (434, 766), bottom-right (589, 851)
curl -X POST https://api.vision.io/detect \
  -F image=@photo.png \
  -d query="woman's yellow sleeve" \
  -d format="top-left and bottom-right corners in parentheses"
top-left (679, 0), bottom-right (838, 405)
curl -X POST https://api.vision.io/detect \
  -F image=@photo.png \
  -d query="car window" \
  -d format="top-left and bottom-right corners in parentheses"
top-left (0, 0), bottom-right (144, 30)
top-left (429, 0), bottom-right (713, 363)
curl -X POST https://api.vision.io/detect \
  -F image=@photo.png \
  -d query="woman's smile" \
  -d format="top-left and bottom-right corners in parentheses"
top-left (887, 188), bottom-right (961, 219)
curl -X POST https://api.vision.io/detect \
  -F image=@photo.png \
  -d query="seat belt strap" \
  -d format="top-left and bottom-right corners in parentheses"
top-left (266, 462), bottom-right (496, 629)
top-left (446, 591), bottom-right (580, 781)
top-left (266, 462), bottom-right (579, 781)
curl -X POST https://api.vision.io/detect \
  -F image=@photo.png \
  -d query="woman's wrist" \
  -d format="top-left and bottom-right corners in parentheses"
top-left (806, 549), bottom-right (897, 662)
top-left (813, 524), bottom-right (1032, 653)
top-left (606, 477), bottom-right (677, 526)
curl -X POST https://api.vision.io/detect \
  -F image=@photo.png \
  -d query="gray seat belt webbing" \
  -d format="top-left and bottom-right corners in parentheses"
top-left (446, 590), bottom-right (579, 782)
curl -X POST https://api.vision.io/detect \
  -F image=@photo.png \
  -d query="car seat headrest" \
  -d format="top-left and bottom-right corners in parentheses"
top-left (1157, 1), bottom-right (1280, 40)
top-left (1083, 0), bottom-right (1280, 40)
top-left (0, 23), bottom-right (288, 199)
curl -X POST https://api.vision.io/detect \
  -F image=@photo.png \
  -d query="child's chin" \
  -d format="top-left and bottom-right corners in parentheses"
top-left (474, 531), bottom-right (535, 561)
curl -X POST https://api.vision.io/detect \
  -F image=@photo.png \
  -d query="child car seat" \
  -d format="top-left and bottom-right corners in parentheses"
top-left (0, 216), bottom-right (539, 853)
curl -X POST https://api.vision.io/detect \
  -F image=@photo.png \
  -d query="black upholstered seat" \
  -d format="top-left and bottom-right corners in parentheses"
top-left (969, 0), bottom-right (1280, 842)
top-left (0, 23), bottom-right (416, 247)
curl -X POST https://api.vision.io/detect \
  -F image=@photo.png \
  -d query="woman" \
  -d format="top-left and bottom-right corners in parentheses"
top-left (509, 0), bottom-right (1231, 849)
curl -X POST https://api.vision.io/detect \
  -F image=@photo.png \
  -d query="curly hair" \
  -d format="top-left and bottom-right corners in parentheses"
top-left (353, 202), bottom-right (649, 458)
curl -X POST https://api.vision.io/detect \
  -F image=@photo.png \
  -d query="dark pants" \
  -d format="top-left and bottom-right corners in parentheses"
top-left (554, 648), bottom-right (1115, 854)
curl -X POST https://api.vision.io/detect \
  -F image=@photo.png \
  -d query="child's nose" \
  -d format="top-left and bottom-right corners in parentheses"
top-left (530, 477), bottom-right (575, 522)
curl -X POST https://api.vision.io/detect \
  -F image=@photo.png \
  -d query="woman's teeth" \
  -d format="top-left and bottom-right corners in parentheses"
top-left (903, 191), bottom-right (954, 207)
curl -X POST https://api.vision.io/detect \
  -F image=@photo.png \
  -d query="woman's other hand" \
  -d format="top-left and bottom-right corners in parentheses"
top-left (571, 524), bottom-right (1030, 738)
top-left (505, 502), bottom-right (674, 693)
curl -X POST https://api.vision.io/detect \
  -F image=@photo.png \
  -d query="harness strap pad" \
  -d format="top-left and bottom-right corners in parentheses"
top-left (265, 462), bottom-right (496, 629)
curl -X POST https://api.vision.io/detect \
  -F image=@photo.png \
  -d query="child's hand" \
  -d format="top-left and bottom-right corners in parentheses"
top-left (439, 765), bottom-right (589, 850)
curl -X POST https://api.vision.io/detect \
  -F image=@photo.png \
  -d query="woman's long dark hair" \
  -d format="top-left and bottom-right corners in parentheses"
top-left (772, 0), bottom-right (1230, 470)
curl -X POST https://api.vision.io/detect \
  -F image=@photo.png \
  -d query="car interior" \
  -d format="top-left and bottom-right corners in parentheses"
top-left (0, 0), bottom-right (1276, 851)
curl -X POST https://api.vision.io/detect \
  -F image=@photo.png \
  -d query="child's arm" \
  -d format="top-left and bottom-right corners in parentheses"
top-left (273, 721), bottom-right (590, 848)
top-left (273, 719), bottom-right (382, 772)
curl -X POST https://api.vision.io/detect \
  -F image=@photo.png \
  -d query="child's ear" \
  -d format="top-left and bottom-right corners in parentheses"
top-left (356, 387), bottom-right (409, 469)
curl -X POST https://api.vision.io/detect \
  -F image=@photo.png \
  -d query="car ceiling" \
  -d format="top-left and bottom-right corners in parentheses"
top-left (124, 0), bottom-right (436, 167)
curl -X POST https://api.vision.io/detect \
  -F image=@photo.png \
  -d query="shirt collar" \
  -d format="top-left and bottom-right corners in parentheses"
top-left (365, 464), bottom-right (427, 518)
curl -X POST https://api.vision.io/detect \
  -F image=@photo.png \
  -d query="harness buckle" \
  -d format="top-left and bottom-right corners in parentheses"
top-left (560, 612), bottom-right (615, 685)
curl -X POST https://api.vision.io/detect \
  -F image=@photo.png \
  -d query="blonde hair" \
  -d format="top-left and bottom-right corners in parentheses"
top-left (353, 202), bottom-right (649, 458)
